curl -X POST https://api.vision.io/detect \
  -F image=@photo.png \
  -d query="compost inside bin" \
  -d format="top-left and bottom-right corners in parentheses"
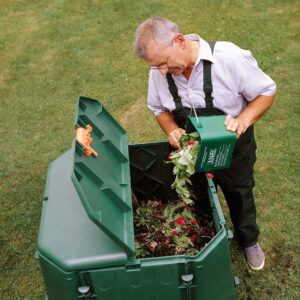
top-left (131, 133), bottom-right (217, 258)
top-left (134, 199), bottom-right (215, 258)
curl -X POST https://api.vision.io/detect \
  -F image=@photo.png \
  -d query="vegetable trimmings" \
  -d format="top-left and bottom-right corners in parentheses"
top-left (167, 132), bottom-right (200, 205)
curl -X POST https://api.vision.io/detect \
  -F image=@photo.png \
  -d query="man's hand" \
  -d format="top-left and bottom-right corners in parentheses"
top-left (168, 128), bottom-right (186, 148)
top-left (224, 115), bottom-right (248, 139)
top-left (224, 94), bottom-right (276, 138)
top-left (155, 112), bottom-right (186, 148)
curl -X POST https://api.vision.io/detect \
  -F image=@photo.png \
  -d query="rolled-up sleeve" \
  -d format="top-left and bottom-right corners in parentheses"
top-left (239, 50), bottom-right (277, 101)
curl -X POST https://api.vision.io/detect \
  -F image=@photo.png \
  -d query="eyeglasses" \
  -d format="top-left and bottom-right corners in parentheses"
top-left (148, 43), bottom-right (175, 70)
top-left (149, 64), bottom-right (168, 70)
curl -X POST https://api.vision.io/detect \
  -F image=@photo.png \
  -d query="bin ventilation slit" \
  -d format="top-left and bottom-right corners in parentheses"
top-left (74, 162), bottom-right (104, 188)
top-left (102, 139), bottom-right (128, 163)
top-left (100, 187), bottom-right (131, 211)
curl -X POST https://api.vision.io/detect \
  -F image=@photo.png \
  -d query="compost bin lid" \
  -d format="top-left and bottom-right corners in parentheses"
top-left (71, 96), bottom-right (134, 256)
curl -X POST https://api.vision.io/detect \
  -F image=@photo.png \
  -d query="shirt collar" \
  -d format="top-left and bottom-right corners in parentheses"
top-left (185, 34), bottom-right (215, 66)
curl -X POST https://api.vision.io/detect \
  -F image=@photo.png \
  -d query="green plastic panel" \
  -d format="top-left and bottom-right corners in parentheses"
top-left (71, 96), bottom-right (134, 256)
top-left (87, 229), bottom-right (236, 300)
top-left (129, 142), bottom-right (177, 201)
top-left (37, 150), bottom-right (128, 272)
top-left (187, 115), bottom-right (236, 172)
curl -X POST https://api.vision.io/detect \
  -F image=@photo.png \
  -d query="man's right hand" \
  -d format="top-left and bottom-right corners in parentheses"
top-left (168, 128), bottom-right (186, 149)
top-left (155, 112), bottom-right (185, 148)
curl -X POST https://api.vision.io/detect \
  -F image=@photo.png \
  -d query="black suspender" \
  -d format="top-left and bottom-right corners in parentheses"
top-left (166, 73), bottom-right (184, 110)
top-left (203, 41), bottom-right (216, 110)
top-left (166, 41), bottom-right (216, 111)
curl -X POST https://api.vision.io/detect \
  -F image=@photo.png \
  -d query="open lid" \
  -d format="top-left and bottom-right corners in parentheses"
top-left (71, 96), bottom-right (134, 256)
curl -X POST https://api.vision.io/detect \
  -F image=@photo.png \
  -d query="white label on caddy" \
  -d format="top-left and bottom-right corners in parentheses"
top-left (207, 148), bottom-right (217, 165)
top-left (215, 144), bottom-right (231, 167)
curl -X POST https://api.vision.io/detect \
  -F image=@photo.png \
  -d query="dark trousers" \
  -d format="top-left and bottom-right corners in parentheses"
top-left (192, 126), bottom-right (259, 248)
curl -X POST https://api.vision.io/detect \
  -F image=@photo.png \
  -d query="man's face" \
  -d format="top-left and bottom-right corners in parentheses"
top-left (145, 35), bottom-right (188, 76)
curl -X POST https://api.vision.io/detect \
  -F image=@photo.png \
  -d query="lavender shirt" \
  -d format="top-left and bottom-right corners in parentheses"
top-left (147, 35), bottom-right (276, 117)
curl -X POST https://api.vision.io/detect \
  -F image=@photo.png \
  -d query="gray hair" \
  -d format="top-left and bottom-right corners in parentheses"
top-left (133, 17), bottom-right (181, 59)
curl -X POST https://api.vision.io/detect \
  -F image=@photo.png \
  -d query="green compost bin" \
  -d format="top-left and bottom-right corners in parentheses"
top-left (37, 96), bottom-right (237, 300)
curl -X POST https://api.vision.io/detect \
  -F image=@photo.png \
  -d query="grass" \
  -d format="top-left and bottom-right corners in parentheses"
top-left (0, 0), bottom-right (299, 299)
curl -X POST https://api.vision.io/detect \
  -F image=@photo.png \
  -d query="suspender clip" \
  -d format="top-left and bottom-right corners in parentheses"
top-left (203, 83), bottom-right (213, 94)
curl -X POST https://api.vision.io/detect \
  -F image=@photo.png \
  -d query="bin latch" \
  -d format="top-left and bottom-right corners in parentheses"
top-left (78, 272), bottom-right (97, 298)
top-left (180, 274), bottom-right (194, 300)
top-left (76, 125), bottom-right (98, 157)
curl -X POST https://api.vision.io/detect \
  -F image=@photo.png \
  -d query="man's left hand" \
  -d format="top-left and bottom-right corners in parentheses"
top-left (224, 115), bottom-right (248, 139)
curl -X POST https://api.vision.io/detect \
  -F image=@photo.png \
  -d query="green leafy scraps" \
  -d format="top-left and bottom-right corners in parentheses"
top-left (166, 132), bottom-right (200, 205)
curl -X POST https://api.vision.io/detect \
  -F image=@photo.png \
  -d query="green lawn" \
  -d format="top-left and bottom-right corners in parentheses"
top-left (0, 0), bottom-right (299, 299)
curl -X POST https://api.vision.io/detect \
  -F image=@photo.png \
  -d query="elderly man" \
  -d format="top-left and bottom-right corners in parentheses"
top-left (133, 17), bottom-right (276, 270)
